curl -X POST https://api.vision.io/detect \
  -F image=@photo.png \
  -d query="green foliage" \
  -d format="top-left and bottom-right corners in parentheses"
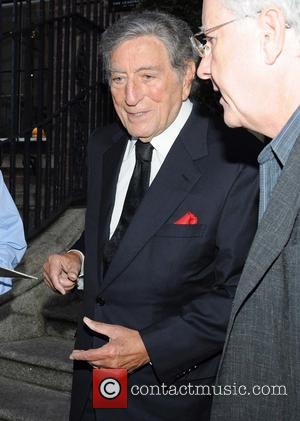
top-left (137, 0), bottom-right (202, 32)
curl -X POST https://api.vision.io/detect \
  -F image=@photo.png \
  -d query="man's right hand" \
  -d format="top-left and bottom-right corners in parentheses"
top-left (43, 251), bottom-right (82, 295)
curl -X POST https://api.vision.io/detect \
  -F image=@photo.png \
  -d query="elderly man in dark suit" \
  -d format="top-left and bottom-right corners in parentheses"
top-left (195, 0), bottom-right (300, 419)
top-left (43, 11), bottom-right (260, 421)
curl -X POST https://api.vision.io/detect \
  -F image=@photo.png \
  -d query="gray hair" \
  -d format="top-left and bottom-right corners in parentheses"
top-left (221, 0), bottom-right (300, 36)
top-left (100, 11), bottom-right (197, 83)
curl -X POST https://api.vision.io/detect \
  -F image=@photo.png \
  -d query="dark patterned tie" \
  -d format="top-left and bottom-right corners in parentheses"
top-left (103, 139), bottom-right (154, 269)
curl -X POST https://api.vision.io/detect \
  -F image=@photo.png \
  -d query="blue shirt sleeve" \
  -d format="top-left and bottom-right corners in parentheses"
top-left (0, 171), bottom-right (27, 294)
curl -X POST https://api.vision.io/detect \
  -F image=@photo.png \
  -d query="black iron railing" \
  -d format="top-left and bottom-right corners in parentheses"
top-left (0, 0), bottom-right (119, 239)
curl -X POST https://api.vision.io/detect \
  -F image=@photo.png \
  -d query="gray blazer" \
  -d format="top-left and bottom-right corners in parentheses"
top-left (211, 134), bottom-right (300, 421)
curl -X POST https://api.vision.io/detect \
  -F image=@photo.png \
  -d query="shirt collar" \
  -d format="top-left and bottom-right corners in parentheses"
top-left (258, 105), bottom-right (300, 166)
top-left (271, 105), bottom-right (300, 166)
top-left (124, 99), bottom-right (193, 160)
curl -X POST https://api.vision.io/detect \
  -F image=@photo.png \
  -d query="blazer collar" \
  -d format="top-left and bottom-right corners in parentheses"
top-left (229, 134), bottom-right (300, 323)
top-left (215, 134), bottom-right (300, 377)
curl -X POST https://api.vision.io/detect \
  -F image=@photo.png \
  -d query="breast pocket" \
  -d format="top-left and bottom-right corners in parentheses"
top-left (154, 224), bottom-right (207, 238)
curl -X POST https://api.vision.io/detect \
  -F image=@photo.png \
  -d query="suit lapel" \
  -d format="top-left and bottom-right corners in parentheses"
top-left (229, 134), bottom-right (300, 324)
top-left (100, 111), bottom-right (209, 291)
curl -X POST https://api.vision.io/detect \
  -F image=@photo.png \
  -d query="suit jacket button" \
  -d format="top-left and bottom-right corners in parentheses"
top-left (96, 295), bottom-right (105, 306)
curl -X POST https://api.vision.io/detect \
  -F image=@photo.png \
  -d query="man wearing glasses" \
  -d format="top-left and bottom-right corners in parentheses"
top-left (193, 0), bottom-right (300, 419)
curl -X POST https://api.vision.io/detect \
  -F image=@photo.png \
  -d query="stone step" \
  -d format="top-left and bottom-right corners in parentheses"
top-left (0, 375), bottom-right (71, 421)
top-left (0, 336), bottom-right (74, 392)
top-left (42, 291), bottom-right (82, 340)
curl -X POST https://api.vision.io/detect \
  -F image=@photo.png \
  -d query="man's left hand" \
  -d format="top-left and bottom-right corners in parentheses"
top-left (69, 317), bottom-right (150, 372)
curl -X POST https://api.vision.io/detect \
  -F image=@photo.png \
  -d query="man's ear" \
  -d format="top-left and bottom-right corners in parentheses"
top-left (259, 6), bottom-right (287, 64)
top-left (182, 60), bottom-right (196, 100)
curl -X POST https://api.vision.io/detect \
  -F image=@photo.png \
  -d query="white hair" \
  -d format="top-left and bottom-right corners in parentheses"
top-left (222, 0), bottom-right (300, 36)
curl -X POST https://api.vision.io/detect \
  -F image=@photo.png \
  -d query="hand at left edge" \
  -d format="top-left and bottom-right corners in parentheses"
top-left (69, 317), bottom-right (150, 373)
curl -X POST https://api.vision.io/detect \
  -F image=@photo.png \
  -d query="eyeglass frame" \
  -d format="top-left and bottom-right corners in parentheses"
top-left (190, 13), bottom-right (291, 58)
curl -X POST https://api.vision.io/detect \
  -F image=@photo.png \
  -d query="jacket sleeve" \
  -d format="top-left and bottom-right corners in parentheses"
top-left (71, 232), bottom-right (85, 255)
top-left (140, 163), bottom-right (259, 384)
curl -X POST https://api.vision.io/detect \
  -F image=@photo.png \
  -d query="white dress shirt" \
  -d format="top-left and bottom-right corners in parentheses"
top-left (109, 99), bottom-right (193, 238)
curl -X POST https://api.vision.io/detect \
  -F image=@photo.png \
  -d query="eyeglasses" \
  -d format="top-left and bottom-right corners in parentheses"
top-left (190, 15), bottom-right (255, 58)
top-left (190, 13), bottom-right (291, 58)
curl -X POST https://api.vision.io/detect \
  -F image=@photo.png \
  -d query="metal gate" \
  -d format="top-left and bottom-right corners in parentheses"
top-left (0, 0), bottom-right (116, 238)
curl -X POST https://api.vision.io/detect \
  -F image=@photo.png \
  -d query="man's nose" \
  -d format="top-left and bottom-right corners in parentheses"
top-left (125, 79), bottom-right (143, 105)
top-left (196, 56), bottom-right (211, 80)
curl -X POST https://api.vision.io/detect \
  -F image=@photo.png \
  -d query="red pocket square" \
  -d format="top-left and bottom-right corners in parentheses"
top-left (174, 211), bottom-right (198, 225)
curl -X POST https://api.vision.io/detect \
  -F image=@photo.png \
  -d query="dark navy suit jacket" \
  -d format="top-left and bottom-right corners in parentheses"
top-left (70, 107), bottom-right (261, 421)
